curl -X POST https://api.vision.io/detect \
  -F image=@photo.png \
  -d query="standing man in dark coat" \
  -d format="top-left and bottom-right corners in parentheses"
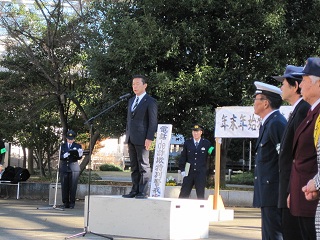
top-left (273, 65), bottom-right (310, 240)
top-left (122, 75), bottom-right (158, 199)
top-left (60, 130), bottom-right (83, 209)
top-left (301, 57), bottom-right (320, 239)
top-left (178, 124), bottom-right (214, 199)
top-left (288, 58), bottom-right (320, 239)
top-left (253, 81), bottom-right (286, 240)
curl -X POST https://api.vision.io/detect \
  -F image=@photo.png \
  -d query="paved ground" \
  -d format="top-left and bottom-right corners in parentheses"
top-left (0, 198), bottom-right (261, 240)
top-left (97, 171), bottom-right (133, 182)
top-left (97, 170), bottom-right (179, 183)
top-left (96, 171), bottom-right (254, 189)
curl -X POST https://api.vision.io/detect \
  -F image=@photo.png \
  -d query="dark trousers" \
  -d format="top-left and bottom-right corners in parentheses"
top-left (128, 141), bottom-right (151, 195)
top-left (179, 170), bottom-right (206, 199)
top-left (60, 170), bottom-right (80, 206)
top-left (261, 206), bottom-right (283, 240)
top-left (297, 216), bottom-right (316, 240)
top-left (281, 208), bottom-right (303, 240)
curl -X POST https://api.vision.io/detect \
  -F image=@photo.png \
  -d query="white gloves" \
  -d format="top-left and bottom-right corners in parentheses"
top-left (63, 148), bottom-right (83, 159)
top-left (181, 171), bottom-right (186, 178)
top-left (77, 149), bottom-right (83, 157)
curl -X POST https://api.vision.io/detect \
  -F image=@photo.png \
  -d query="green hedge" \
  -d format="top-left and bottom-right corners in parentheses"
top-left (227, 171), bottom-right (254, 185)
top-left (99, 164), bottom-right (123, 172)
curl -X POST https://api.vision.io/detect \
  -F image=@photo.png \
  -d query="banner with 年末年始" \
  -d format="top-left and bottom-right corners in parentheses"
top-left (214, 106), bottom-right (292, 138)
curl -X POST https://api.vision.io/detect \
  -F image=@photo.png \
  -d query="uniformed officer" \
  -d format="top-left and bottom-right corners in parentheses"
top-left (59, 130), bottom-right (83, 209)
top-left (253, 81), bottom-right (286, 240)
top-left (178, 124), bottom-right (214, 199)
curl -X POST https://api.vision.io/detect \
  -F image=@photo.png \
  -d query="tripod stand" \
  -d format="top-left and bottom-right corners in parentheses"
top-left (37, 145), bottom-right (64, 211)
top-left (65, 96), bottom-right (130, 240)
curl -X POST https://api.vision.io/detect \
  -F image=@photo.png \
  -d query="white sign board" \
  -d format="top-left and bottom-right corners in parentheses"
top-left (215, 106), bottom-right (293, 138)
top-left (149, 124), bottom-right (172, 198)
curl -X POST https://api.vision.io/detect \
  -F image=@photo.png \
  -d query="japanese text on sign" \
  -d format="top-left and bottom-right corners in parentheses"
top-left (150, 124), bottom-right (172, 198)
top-left (215, 106), bottom-right (292, 138)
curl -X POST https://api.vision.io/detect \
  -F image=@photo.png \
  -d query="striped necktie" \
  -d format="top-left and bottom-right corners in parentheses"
top-left (132, 97), bottom-right (139, 111)
top-left (195, 142), bottom-right (199, 148)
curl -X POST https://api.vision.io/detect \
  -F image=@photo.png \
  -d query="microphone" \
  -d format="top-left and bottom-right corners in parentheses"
top-left (119, 93), bottom-right (131, 99)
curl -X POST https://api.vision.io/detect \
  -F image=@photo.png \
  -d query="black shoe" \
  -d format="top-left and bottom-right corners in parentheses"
top-left (135, 193), bottom-right (148, 199)
top-left (69, 206), bottom-right (74, 209)
top-left (122, 192), bottom-right (137, 198)
top-left (64, 204), bottom-right (70, 209)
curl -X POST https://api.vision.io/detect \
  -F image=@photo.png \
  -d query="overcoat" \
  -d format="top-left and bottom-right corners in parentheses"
top-left (278, 100), bottom-right (310, 208)
top-left (253, 110), bottom-right (287, 207)
top-left (289, 103), bottom-right (320, 217)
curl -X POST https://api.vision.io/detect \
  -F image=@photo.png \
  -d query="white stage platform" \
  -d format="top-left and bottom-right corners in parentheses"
top-left (85, 195), bottom-right (209, 240)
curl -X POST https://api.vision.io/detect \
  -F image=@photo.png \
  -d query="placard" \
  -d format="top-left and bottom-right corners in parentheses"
top-left (215, 106), bottom-right (292, 138)
top-left (149, 124), bottom-right (172, 198)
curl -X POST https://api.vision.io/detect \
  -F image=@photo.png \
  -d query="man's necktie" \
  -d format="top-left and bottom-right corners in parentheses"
top-left (195, 142), bottom-right (199, 148)
top-left (132, 97), bottom-right (139, 111)
top-left (307, 109), bottom-right (312, 117)
top-left (287, 111), bottom-right (293, 121)
top-left (258, 124), bottom-right (263, 136)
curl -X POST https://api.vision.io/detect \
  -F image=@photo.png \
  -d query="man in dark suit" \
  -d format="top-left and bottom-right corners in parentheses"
top-left (59, 130), bottom-right (83, 209)
top-left (273, 65), bottom-right (310, 240)
top-left (253, 81), bottom-right (286, 240)
top-left (289, 58), bottom-right (320, 239)
top-left (300, 58), bottom-right (320, 239)
top-left (178, 124), bottom-right (214, 199)
top-left (122, 75), bottom-right (158, 199)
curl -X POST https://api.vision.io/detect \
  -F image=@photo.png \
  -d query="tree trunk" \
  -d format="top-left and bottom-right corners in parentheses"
top-left (27, 147), bottom-right (34, 175)
top-left (47, 152), bottom-right (52, 177)
top-left (22, 147), bottom-right (27, 168)
top-left (79, 129), bottom-right (100, 173)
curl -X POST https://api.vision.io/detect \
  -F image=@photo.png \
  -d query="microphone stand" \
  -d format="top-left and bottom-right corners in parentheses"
top-left (37, 145), bottom-right (64, 211)
top-left (65, 97), bottom-right (129, 240)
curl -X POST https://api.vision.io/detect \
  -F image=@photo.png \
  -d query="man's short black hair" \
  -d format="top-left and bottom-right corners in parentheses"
top-left (263, 94), bottom-right (282, 110)
top-left (286, 77), bottom-right (301, 95)
top-left (132, 74), bottom-right (148, 84)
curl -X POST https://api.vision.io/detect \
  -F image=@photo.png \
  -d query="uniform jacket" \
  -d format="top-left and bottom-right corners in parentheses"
top-left (289, 103), bottom-right (320, 217)
top-left (253, 110), bottom-right (287, 207)
top-left (59, 142), bottom-right (82, 172)
top-left (179, 138), bottom-right (212, 174)
top-left (278, 99), bottom-right (310, 208)
top-left (125, 94), bottom-right (158, 145)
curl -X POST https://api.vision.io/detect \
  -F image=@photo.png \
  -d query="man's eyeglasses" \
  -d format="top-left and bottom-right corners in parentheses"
top-left (253, 98), bottom-right (267, 101)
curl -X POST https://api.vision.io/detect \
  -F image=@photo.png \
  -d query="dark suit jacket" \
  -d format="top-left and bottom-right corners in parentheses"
top-left (125, 94), bottom-right (158, 145)
top-left (278, 99), bottom-right (310, 208)
top-left (289, 103), bottom-right (320, 217)
top-left (253, 110), bottom-right (287, 207)
top-left (59, 142), bottom-right (82, 172)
